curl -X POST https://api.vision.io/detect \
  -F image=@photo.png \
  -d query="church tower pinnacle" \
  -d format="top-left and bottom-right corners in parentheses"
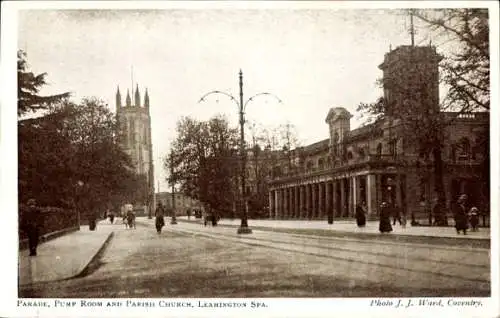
top-left (135, 84), bottom-right (141, 107)
top-left (144, 88), bottom-right (150, 108)
top-left (126, 89), bottom-right (131, 107)
top-left (116, 86), bottom-right (121, 111)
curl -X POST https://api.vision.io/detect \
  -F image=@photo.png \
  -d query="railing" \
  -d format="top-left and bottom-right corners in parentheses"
top-left (18, 205), bottom-right (79, 241)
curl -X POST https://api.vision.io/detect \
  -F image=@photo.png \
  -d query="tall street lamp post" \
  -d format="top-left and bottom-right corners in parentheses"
top-left (170, 150), bottom-right (177, 225)
top-left (199, 69), bottom-right (282, 234)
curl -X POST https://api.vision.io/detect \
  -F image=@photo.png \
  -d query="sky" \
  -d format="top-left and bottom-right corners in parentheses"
top-left (16, 4), bottom-right (458, 191)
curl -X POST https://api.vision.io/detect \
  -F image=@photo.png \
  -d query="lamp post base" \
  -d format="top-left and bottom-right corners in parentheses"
top-left (237, 226), bottom-right (252, 234)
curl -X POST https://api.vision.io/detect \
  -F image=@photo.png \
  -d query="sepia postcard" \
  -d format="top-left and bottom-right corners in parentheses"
top-left (1, 1), bottom-right (498, 317)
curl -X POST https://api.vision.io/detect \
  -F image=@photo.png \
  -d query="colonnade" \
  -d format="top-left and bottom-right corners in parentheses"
top-left (269, 174), bottom-right (403, 220)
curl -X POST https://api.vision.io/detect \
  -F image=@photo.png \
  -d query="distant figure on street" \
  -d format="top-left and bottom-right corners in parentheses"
top-left (432, 199), bottom-right (447, 226)
top-left (126, 210), bottom-right (136, 229)
top-left (107, 209), bottom-right (115, 224)
top-left (155, 202), bottom-right (165, 234)
top-left (468, 207), bottom-right (479, 232)
top-left (392, 205), bottom-right (402, 226)
top-left (379, 202), bottom-right (393, 233)
top-left (22, 199), bottom-right (41, 256)
top-left (355, 202), bottom-right (367, 227)
top-left (453, 194), bottom-right (468, 235)
top-left (187, 209), bottom-right (192, 220)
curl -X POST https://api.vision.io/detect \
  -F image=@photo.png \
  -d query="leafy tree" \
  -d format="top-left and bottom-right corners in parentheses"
top-left (19, 97), bottom-right (145, 217)
top-left (17, 50), bottom-right (70, 116)
top-left (167, 115), bottom-right (240, 218)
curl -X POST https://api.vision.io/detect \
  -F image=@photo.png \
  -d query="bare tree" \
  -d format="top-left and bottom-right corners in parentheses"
top-left (412, 9), bottom-right (489, 112)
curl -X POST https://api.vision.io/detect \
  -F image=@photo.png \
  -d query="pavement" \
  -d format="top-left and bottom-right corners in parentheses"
top-left (18, 220), bottom-right (114, 287)
top-left (176, 216), bottom-right (490, 240)
top-left (18, 215), bottom-right (490, 287)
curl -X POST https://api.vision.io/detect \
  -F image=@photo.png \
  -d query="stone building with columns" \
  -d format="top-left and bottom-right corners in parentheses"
top-left (267, 44), bottom-right (489, 222)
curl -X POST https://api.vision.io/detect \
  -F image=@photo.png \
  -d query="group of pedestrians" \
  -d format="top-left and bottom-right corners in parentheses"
top-left (452, 194), bottom-right (480, 235)
top-left (354, 201), bottom-right (404, 233)
top-left (354, 193), bottom-right (482, 235)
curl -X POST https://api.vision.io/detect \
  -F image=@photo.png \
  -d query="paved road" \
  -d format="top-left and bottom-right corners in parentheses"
top-left (20, 219), bottom-right (490, 298)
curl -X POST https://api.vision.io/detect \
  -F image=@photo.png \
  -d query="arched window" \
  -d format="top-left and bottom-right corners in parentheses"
top-left (458, 137), bottom-right (471, 160)
top-left (389, 139), bottom-right (397, 158)
top-left (450, 145), bottom-right (457, 163)
top-left (306, 161), bottom-right (314, 171)
top-left (376, 143), bottom-right (382, 158)
top-left (347, 151), bottom-right (353, 160)
top-left (318, 158), bottom-right (324, 170)
top-left (272, 166), bottom-right (282, 177)
top-left (129, 119), bottom-right (135, 144)
top-left (358, 147), bottom-right (366, 159)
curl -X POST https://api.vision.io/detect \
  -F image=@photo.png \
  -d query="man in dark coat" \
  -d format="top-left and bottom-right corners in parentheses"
top-left (453, 194), bottom-right (468, 235)
top-left (155, 202), bottom-right (165, 234)
top-left (379, 202), bottom-right (393, 233)
top-left (22, 199), bottom-right (41, 256)
top-left (392, 205), bottom-right (402, 226)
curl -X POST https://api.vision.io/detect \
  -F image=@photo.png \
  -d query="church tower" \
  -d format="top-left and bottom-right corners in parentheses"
top-left (116, 84), bottom-right (154, 216)
top-left (378, 11), bottom-right (442, 117)
top-left (378, 45), bottom-right (442, 116)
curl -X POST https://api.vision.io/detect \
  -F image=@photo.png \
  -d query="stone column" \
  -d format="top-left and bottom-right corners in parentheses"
top-left (281, 189), bottom-right (286, 219)
top-left (318, 182), bottom-right (324, 219)
top-left (299, 185), bottom-right (305, 218)
top-left (366, 174), bottom-right (376, 216)
top-left (311, 183), bottom-right (317, 218)
top-left (269, 190), bottom-right (274, 219)
top-left (395, 175), bottom-right (402, 209)
top-left (306, 184), bottom-right (311, 219)
top-left (325, 181), bottom-right (331, 219)
top-left (352, 176), bottom-right (358, 216)
top-left (340, 178), bottom-right (346, 217)
top-left (274, 189), bottom-right (279, 219)
top-left (282, 188), bottom-right (290, 219)
top-left (288, 187), bottom-right (293, 219)
top-left (332, 180), bottom-right (338, 217)
top-left (376, 175), bottom-right (382, 213)
top-left (294, 186), bottom-right (299, 219)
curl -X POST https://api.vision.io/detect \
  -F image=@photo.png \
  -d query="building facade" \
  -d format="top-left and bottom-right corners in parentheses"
top-left (267, 44), bottom-right (489, 222)
top-left (155, 192), bottom-right (203, 216)
top-left (116, 84), bottom-right (155, 216)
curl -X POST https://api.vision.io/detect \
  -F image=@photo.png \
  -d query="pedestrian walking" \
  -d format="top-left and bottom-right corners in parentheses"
top-left (468, 207), bottom-right (479, 232)
top-left (392, 205), bottom-right (402, 226)
top-left (355, 202), bottom-right (367, 227)
top-left (155, 202), bottom-right (165, 234)
top-left (453, 194), bottom-right (468, 235)
top-left (22, 199), bottom-right (41, 256)
top-left (432, 199), bottom-right (447, 226)
top-left (379, 202), bottom-right (393, 233)
top-left (107, 209), bottom-right (115, 224)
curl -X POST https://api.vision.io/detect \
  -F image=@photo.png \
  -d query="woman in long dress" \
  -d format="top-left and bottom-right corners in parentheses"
top-left (454, 195), bottom-right (468, 235)
top-left (355, 202), bottom-right (367, 227)
top-left (379, 202), bottom-right (393, 233)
